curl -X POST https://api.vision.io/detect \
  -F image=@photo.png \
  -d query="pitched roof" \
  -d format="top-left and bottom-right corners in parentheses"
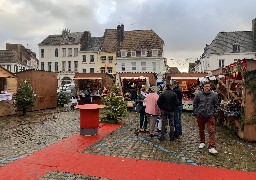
top-left (203, 31), bottom-right (256, 56)
top-left (82, 37), bottom-right (103, 51)
top-left (101, 29), bottom-right (164, 54)
top-left (167, 67), bottom-right (180, 73)
top-left (38, 32), bottom-right (83, 46)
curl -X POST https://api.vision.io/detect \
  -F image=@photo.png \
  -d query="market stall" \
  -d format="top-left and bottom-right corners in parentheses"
top-left (216, 59), bottom-right (256, 141)
top-left (0, 67), bottom-right (17, 116)
top-left (74, 73), bottom-right (115, 104)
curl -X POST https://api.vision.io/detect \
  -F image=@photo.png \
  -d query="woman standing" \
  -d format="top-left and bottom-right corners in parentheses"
top-left (145, 86), bottom-right (161, 137)
top-left (136, 86), bottom-right (148, 132)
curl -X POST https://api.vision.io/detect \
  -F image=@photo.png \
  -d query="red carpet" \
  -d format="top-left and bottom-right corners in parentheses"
top-left (0, 123), bottom-right (255, 180)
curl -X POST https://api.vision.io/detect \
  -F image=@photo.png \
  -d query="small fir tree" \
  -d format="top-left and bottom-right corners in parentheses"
top-left (57, 91), bottom-right (70, 107)
top-left (101, 85), bottom-right (127, 124)
top-left (13, 80), bottom-right (36, 116)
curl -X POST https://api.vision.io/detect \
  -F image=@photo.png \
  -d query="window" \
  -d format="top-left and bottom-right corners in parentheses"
top-left (74, 61), bottom-right (78, 71)
top-left (41, 49), bottom-right (44, 58)
top-left (74, 48), bottom-right (78, 57)
top-left (62, 61), bottom-right (66, 71)
top-left (219, 59), bottom-right (225, 68)
top-left (108, 56), bottom-right (113, 63)
top-left (7, 65), bottom-right (11, 71)
top-left (121, 50), bottom-right (126, 57)
top-left (141, 62), bottom-right (146, 71)
top-left (41, 62), bottom-right (44, 70)
top-left (82, 69), bottom-right (86, 73)
top-left (68, 48), bottom-right (72, 57)
top-left (48, 62), bottom-right (52, 71)
top-left (152, 62), bottom-right (156, 71)
top-left (141, 50), bottom-right (147, 56)
top-left (131, 51), bottom-right (136, 57)
top-left (152, 49), bottom-right (158, 57)
top-left (101, 56), bottom-right (106, 63)
top-left (121, 63), bottom-right (125, 71)
top-left (90, 55), bottom-right (94, 62)
top-left (233, 44), bottom-right (240, 53)
top-left (68, 61), bottom-right (71, 71)
top-left (90, 68), bottom-right (94, 73)
top-left (14, 65), bottom-right (18, 73)
top-left (55, 62), bottom-right (58, 72)
top-left (82, 55), bottom-right (86, 62)
top-left (108, 67), bottom-right (113, 74)
top-left (62, 48), bottom-right (66, 57)
top-left (100, 67), bottom-right (105, 73)
top-left (55, 48), bottom-right (58, 57)
top-left (131, 62), bottom-right (136, 71)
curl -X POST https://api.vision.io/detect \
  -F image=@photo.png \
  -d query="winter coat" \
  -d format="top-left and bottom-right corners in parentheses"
top-left (145, 93), bottom-right (160, 115)
top-left (193, 91), bottom-right (219, 118)
top-left (157, 89), bottom-right (179, 112)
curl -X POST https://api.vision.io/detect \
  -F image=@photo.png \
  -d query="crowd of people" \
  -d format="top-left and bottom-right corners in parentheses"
top-left (134, 81), bottom-right (220, 155)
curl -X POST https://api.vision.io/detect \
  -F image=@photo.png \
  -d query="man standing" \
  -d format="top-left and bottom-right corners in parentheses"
top-left (157, 84), bottom-right (179, 141)
top-left (172, 81), bottom-right (183, 138)
top-left (193, 81), bottom-right (219, 154)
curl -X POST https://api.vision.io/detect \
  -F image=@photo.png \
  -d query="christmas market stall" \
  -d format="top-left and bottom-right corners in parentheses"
top-left (74, 73), bottom-right (115, 104)
top-left (165, 72), bottom-right (208, 110)
top-left (216, 59), bottom-right (256, 141)
top-left (117, 72), bottom-right (156, 108)
top-left (16, 70), bottom-right (58, 111)
top-left (0, 67), bottom-right (17, 116)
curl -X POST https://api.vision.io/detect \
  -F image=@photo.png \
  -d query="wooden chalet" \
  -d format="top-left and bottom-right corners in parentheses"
top-left (0, 67), bottom-right (17, 116)
top-left (16, 70), bottom-right (57, 111)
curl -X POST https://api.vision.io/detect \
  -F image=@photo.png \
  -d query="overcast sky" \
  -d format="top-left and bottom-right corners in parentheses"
top-left (1, 0), bottom-right (256, 72)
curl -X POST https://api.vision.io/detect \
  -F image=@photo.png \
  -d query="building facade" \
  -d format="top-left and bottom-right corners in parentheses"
top-left (101, 25), bottom-right (168, 84)
top-left (193, 19), bottom-right (256, 74)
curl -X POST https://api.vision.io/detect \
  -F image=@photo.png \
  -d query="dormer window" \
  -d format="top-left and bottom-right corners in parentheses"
top-left (233, 43), bottom-right (240, 53)
top-left (121, 50), bottom-right (127, 57)
top-left (141, 50), bottom-right (147, 57)
top-left (131, 51), bottom-right (136, 57)
top-left (152, 49), bottom-right (159, 57)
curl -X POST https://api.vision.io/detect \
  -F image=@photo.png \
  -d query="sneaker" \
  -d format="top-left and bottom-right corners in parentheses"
top-left (208, 148), bottom-right (218, 154)
top-left (198, 143), bottom-right (205, 149)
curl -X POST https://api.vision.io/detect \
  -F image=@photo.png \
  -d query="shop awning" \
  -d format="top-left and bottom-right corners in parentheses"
top-left (73, 77), bottom-right (102, 80)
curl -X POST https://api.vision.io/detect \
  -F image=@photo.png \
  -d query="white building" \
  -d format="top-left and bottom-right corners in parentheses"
top-left (101, 25), bottom-right (168, 83)
top-left (193, 19), bottom-right (256, 74)
top-left (38, 29), bottom-right (102, 86)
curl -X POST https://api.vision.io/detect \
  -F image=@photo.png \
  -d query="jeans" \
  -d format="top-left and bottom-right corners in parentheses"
top-left (139, 106), bottom-right (148, 129)
top-left (160, 110), bottom-right (174, 139)
top-left (174, 105), bottom-right (183, 137)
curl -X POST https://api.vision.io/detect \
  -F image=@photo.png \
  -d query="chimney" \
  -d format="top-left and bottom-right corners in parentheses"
top-left (120, 24), bottom-right (124, 41)
top-left (252, 18), bottom-right (256, 40)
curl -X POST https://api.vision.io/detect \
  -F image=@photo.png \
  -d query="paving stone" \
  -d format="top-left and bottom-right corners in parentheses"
top-left (0, 109), bottom-right (255, 172)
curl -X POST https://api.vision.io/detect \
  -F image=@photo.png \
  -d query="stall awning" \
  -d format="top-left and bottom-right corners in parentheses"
top-left (73, 77), bottom-right (102, 80)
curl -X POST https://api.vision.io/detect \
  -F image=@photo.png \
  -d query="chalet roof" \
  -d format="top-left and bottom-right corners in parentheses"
top-left (203, 31), bottom-right (256, 56)
top-left (0, 66), bottom-right (17, 77)
top-left (101, 29), bottom-right (164, 54)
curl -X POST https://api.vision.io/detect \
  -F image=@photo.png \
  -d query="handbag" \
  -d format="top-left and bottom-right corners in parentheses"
top-left (135, 103), bottom-right (143, 113)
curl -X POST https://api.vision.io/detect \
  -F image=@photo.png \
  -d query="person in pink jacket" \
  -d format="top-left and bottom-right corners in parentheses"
top-left (145, 86), bottom-right (161, 137)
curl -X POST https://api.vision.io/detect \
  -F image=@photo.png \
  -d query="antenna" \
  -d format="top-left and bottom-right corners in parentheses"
top-left (118, 17), bottom-right (122, 25)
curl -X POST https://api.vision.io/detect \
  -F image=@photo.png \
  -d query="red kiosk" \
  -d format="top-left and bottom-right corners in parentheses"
top-left (75, 104), bottom-right (105, 135)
